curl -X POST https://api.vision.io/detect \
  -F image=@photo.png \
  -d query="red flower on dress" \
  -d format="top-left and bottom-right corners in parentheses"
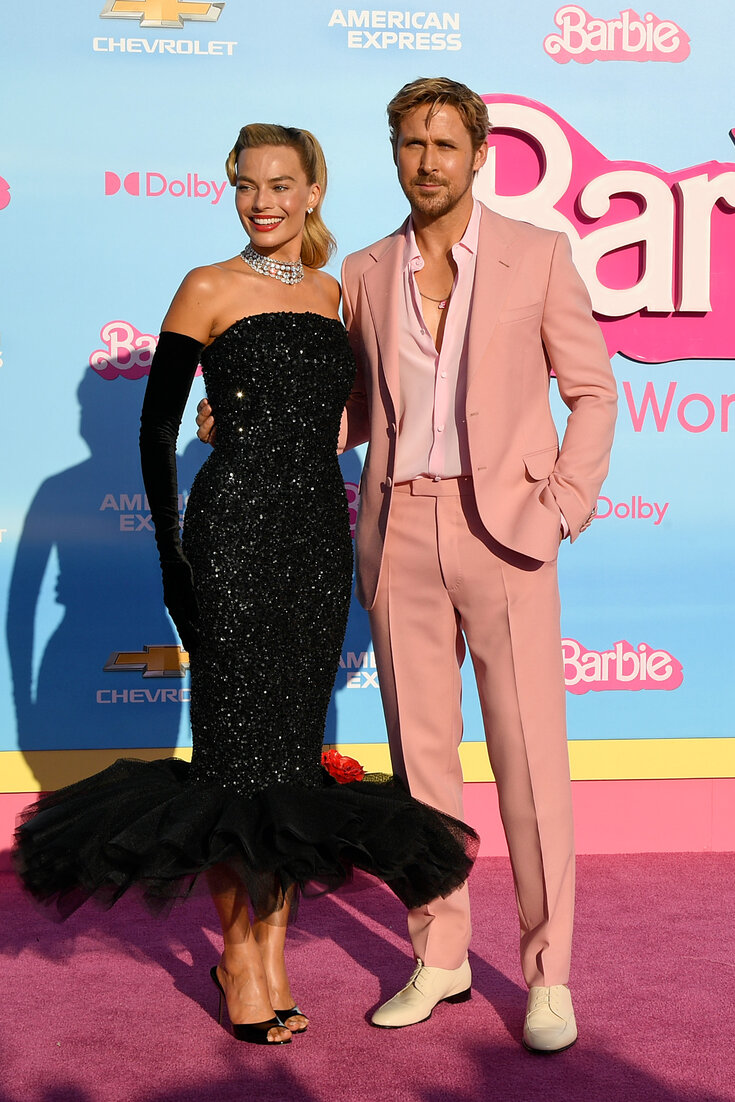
top-left (321, 748), bottom-right (365, 783)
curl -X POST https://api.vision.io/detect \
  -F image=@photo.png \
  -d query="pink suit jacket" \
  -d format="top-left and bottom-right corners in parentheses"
top-left (339, 203), bottom-right (618, 610)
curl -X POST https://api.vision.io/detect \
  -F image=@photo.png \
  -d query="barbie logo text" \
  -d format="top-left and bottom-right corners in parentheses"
top-left (563, 638), bottom-right (683, 694)
top-left (90, 322), bottom-right (158, 381)
top-left (544, 7), bottom-right (689, 64)
top-left (90, 322), bottom-right (203, 381)
top-left (477, 95), bottom-right (735, 362)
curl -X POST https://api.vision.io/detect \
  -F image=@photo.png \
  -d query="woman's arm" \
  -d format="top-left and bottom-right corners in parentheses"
top-left (139, 330), bottom-right (203, 653)
top-left (140, 268), bottom-right (222, 650)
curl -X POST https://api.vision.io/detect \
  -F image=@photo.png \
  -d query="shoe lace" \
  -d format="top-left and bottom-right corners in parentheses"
top-left (528, 988), bottom-right (551, 1014)
top-left (407, 959), bottom-right (425, 990)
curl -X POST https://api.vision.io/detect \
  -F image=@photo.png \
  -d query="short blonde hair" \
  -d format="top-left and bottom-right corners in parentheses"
top-left (226, 124), bottom-right (336, 270)
top-left (387, 77), bottom-right (490, 152)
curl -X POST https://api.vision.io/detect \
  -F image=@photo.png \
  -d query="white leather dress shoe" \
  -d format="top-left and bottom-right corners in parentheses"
top-left (522, 985), bottom-right (578, 1053)
top-left (371, 958), bottom-right (472, 1028)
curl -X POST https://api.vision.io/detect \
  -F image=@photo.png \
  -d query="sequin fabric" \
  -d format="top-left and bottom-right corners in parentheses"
top-left (183, 312), bottom-right (355, 794)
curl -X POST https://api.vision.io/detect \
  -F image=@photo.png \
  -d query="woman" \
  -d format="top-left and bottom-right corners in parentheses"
top-left (13, 125), bottom-right (478, 1046)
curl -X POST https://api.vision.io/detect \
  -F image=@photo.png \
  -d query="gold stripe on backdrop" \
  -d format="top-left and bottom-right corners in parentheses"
top-left (1, 739), bottom-right (734, 793)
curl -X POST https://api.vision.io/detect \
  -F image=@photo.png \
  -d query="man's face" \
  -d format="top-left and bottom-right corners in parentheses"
top-left (394, 103), bottom-right (487, 219)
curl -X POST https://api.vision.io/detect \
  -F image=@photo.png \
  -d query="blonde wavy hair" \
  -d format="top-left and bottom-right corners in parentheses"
top-left (226, 124), bottom-right (336, 270)
top-left (387, 77), bottom-right (491, 153)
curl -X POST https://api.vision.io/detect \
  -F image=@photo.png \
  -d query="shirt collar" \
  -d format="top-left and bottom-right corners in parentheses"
top-left (404, 198), bottom-right (482, 269)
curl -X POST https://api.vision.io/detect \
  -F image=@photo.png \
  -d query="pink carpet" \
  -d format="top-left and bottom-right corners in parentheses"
top-left (0, 853), bottom-right (733, 1102)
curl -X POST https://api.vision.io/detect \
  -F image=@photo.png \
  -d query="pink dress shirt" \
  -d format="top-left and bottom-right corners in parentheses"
top-left (393, 200), bottom-right (481, 483)
top-left (392, 200), bottom-right (569, 536)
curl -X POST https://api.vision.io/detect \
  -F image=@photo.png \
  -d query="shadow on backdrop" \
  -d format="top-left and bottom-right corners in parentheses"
top-left (6, 367), bottom-right (206, 790)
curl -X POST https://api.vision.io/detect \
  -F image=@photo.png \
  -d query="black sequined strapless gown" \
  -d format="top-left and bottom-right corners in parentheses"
top-left (14, 313), bottom-right (478, 918)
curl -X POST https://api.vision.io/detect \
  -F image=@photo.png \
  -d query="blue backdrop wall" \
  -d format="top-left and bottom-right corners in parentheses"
top-left (1, 2), bottom-right (733, 812)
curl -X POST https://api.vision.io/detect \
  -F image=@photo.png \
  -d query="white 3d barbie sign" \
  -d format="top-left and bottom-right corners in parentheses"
top-left (476, 95), bottom-right (735, 362)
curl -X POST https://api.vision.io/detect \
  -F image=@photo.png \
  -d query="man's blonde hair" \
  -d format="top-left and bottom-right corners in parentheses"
top-left (387, 77), bottom-right (491, 152)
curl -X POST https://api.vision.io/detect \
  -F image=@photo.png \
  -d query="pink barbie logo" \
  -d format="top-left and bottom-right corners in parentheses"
top-left (544, 6), bottom-right (690, 64)
top-left (477, 95), bottom-right (735, 362)
top-left (89, 321), bottom-right (158, 380)
top-left (563, 639), bottom-right (683, 694)
top-left (344, 481), bottom-right (359, 538)
top-left (90, 321), bottom-right (204, 381)
top-left (105, 171), bottom-right (227, 205)
top-left (0, 176), bottom-right (10, 210)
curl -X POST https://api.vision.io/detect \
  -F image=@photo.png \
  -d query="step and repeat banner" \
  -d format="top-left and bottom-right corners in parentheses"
top-left (1, 1), bottom-right (733, 794)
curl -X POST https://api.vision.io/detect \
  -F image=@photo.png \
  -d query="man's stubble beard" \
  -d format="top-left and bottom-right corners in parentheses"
top-left (403, 175), bottom-right (474, 220)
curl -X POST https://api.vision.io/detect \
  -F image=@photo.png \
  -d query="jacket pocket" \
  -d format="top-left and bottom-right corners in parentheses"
top-left (498, 301), bottom-right (543, 324)
top-left (523, 445), bottom-right (558, 480)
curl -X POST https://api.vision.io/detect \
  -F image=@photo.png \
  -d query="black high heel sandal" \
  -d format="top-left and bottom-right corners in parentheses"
top-left (275, 1006), bottom-right (309, 1034)
top-left (210, 966), bottom-right (292, 1045)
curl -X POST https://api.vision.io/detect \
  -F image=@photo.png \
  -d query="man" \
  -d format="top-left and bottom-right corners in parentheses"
top-left (199, 78), bottom-right (617, 1052)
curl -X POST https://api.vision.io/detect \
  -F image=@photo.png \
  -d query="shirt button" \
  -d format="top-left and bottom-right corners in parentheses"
top-left (437, 424), bottom-right (444, 432)
top-left (440, 372), bottom-right (447, 378)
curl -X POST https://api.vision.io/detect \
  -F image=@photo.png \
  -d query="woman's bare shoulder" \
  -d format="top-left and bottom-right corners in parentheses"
top-left (310, 268), bottom-right (342, 311)
top-left (162, 260), bottom-right (241, 341)
top-left (178, 257), bottom-right (242, 295)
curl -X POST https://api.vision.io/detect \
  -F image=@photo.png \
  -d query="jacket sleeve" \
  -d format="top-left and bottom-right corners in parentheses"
top-left (541, 233), bottom-right (618, 540)
top-left (338, 257), bottom-right (370, 453)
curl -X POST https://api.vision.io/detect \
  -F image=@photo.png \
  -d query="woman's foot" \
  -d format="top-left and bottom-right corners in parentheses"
top-left (252, 899), bottom-right (309, 1034)
top-left (214, 953), bottom-right (292, 1044)
top-left (275, 1005), bottom-right (309, 1034)
top-left (260, 950), bottom-right (309, 1033)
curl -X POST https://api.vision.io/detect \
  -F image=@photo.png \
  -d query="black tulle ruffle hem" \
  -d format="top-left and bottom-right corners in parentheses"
top-left (13, 758), bottom-right (479, 920)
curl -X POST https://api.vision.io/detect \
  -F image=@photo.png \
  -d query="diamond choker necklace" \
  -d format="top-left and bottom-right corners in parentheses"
top-left (240, 243), bottom-right (304, 285)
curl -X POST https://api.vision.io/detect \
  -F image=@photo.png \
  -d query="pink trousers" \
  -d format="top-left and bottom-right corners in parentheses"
top-left (367, 477), bottom-right (574, 988)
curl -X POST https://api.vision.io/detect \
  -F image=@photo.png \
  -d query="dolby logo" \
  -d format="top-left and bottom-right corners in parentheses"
top-left (104, 170), bottom-right (227, 204)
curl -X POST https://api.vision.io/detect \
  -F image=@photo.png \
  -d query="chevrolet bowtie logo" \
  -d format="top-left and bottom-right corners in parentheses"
top-left (104, 645), bottom-right (190, 678)
top-left (100, 0), bottom-right (224, 28)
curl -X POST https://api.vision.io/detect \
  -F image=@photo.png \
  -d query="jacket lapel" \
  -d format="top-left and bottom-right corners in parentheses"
top-left (466, 206), bottom-right (518, 387)
top-left (362, 207), bottom-right (519, 405)
top-left (363, 226), bottom-right (406, 415)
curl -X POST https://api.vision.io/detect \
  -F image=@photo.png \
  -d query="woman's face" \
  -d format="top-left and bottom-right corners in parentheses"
top-left (234, 144), bottom-right (319, 259)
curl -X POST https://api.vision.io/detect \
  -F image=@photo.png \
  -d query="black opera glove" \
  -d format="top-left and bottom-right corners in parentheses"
top-left (161, 558), bottom-right (200, 655)
top-left (140, 330), bottom-right (204, 652)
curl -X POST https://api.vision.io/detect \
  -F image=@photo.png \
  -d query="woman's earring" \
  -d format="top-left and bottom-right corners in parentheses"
top-left (307, 207), bottom-right (314, 214)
